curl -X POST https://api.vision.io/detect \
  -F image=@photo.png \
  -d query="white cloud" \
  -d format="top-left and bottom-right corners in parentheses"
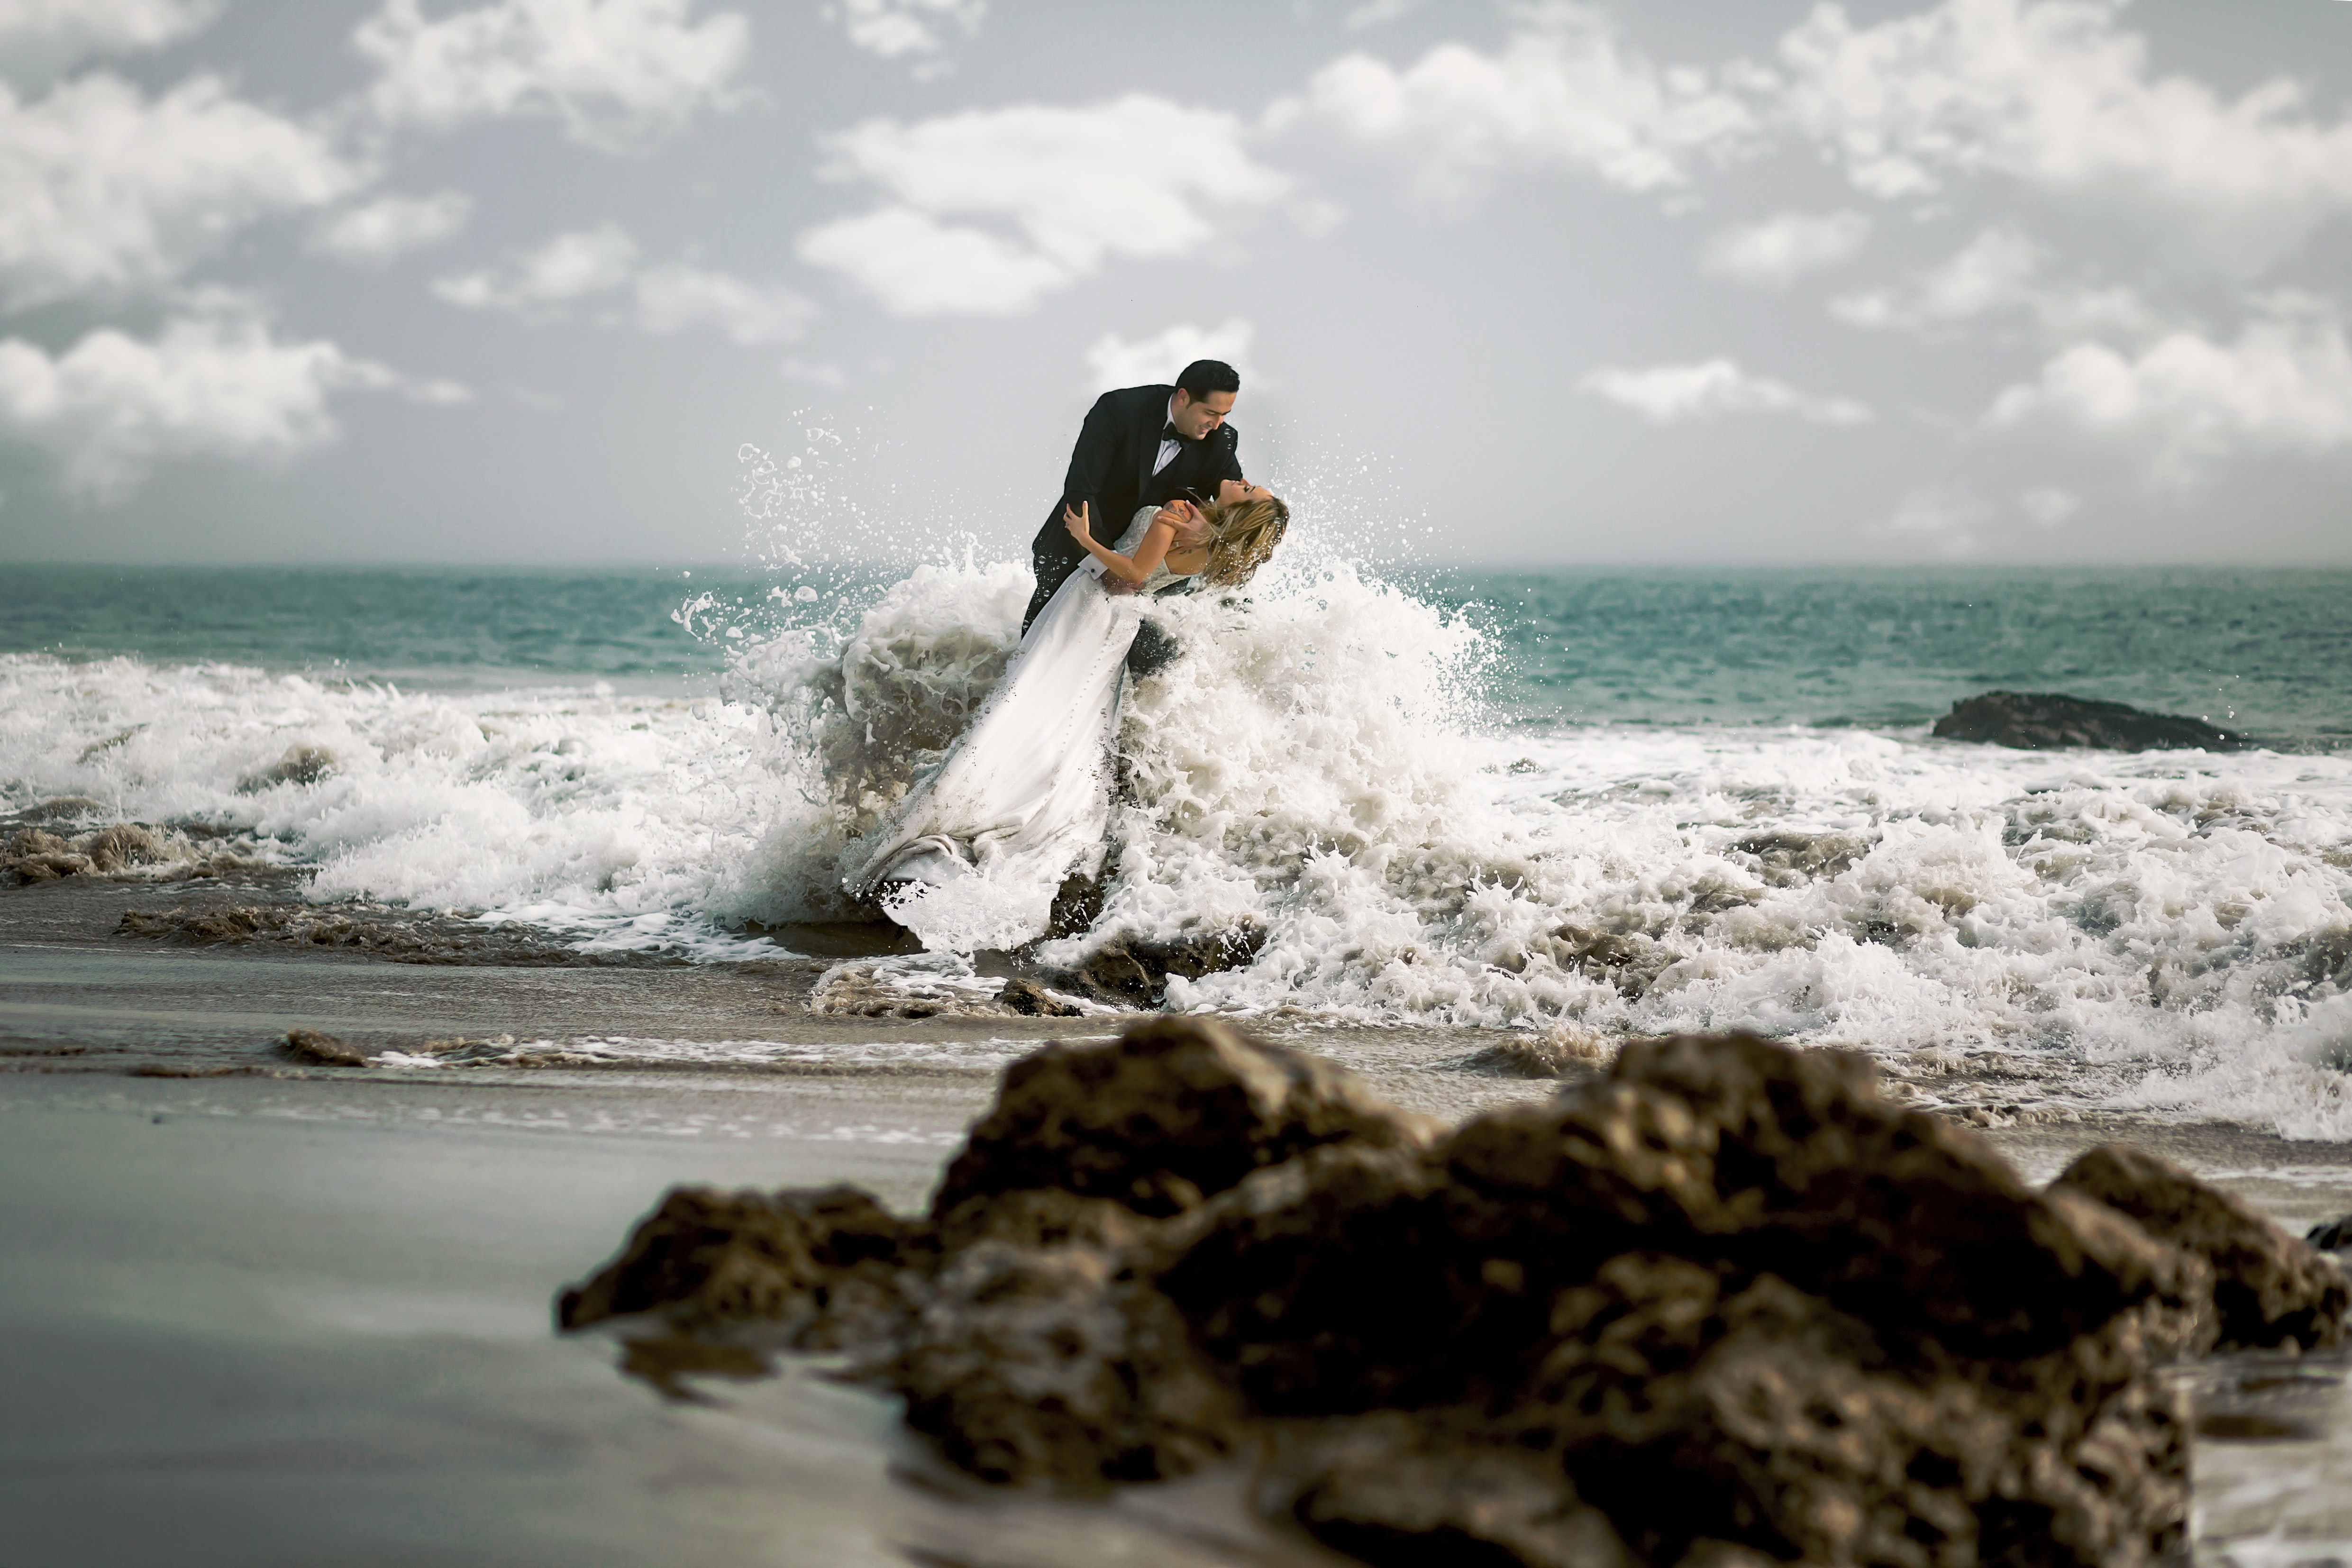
top-left (0, 305), bottom-right (463, 497)
top-left (1986, 301), bottom-right (2352, 480)
top-left (1832, 228), bottom-right (2158, 342)
top-left (0, 72), bottom-right (358, 310)
top-left (310, 191), bottom-right (474, 266)
top-left (1878, 485), bottom-right (1992, 555)
top-left (436, 224), bottom-right (815, 345)
top-left (834, 0), bottom-right (982, 70)
top-left (798, 207), bottom-right (1063, 317)
top-left (1085, 319), bottom-right (1255, 394)
top-left (633, 262), bottom-right (815, 345)
top-left (2018, 485), bottom-right (2079, 526)
top-left (1884, 486), bottom-right (1989, 534)
top-left (1581, 359), bottom-right (1873, 426)
top-left (799, 96), bottom-right (1288, 317)
top-left (356, 0), bottom-right (749, 151)
top-left (1780, 0), bottom-right (2352, 269)
top-left (1700, 210), bottom-right (1871, 290)
top-left (434, 223), bottom-right (639, 313)
top-left (0, 0), bottom-right (216, 85)
top-left (1285, 4), bottom-right (1761, 200)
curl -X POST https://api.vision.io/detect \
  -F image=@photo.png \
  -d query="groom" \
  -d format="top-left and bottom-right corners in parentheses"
top-left (1021, 359), bottom-right (1246, 638)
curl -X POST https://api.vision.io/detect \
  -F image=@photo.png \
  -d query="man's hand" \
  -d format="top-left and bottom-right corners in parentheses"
top-left (1062, 500), bottom-right (1092, 544)
top-left (1159, 499), bottom-right (1211, 552)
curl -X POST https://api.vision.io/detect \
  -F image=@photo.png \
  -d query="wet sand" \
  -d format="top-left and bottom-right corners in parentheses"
top-left (5, 872), bottom-right (2351, 1566)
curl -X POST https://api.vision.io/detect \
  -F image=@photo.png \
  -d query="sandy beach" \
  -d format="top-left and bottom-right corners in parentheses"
top-left (5, 869), bottom-right (2351, 1567)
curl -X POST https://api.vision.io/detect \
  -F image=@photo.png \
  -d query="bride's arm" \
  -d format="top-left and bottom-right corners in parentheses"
top-left (1063, 501), bottom-right (1176, 587)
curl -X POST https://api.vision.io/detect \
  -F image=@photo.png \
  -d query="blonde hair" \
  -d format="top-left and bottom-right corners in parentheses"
top-left (1198, 492), bottom-right (1289, 586)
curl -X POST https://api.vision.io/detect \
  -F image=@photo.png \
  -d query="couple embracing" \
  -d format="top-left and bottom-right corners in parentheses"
top-left (848, 359), bottom-right (1290, 948)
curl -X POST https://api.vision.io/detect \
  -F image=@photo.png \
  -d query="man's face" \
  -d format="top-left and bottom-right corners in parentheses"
top-left (1170, 388), bottom-right (1236, 441)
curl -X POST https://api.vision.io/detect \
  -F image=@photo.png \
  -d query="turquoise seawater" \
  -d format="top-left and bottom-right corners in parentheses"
top-left (6, 564), bottom-right (2347, 744)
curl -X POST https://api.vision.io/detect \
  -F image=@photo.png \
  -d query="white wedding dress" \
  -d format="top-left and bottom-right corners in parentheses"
top-left (847, 506), bottom-right (1197, 950)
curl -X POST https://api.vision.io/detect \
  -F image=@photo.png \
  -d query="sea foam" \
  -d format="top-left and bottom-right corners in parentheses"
top-left (5, 547), bottom-right (2351, 1135)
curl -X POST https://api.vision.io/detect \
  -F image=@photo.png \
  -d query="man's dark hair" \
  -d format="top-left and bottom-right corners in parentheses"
top-left (1175, 360), bottom-right (1240, 400)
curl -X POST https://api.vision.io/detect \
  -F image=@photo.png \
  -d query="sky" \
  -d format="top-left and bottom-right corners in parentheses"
top-left (0, 0), bottom-right (2348, 568)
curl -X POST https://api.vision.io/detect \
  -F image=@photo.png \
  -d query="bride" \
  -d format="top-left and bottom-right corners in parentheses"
top-left (847, 479), bottom-right (1288, 950)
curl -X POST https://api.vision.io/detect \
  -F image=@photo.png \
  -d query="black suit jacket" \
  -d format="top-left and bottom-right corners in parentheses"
top-left (1030, 383), bottom-right (1243, 571)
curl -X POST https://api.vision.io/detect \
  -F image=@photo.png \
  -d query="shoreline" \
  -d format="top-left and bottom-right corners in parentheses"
top-left (7, 874), bottom-right (2352, 1563)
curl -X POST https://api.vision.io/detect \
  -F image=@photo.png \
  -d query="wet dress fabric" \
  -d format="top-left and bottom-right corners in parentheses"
top-left (848, 507), bottom-right (1194, 947)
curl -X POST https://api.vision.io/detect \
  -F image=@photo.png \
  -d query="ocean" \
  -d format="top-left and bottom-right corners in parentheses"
top-left (6, 558), bottom-right (2352, 1134)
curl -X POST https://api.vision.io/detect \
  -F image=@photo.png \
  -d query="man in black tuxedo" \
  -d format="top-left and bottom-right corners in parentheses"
top-left (1022, 359), bottom-right (1246, 638)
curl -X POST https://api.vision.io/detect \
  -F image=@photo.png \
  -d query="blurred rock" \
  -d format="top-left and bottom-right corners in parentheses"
top-left (561, 1023), bottom-right (2349, 1568)
top-left (2052, 1143), bottom-right (2348, 1349)
top-left (1933, 691), bottom-right (2248, 751)
top-left (929, 1016), bottom-right (1438, 1220)
top-left (559, 1184), bottom-right (923, 1345)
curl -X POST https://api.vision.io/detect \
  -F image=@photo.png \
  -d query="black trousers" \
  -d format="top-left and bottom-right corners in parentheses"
top-left (1024, 540), bottom-right (1186, 676)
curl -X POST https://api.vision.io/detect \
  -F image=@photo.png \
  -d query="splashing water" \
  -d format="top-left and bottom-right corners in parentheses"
top-left (6, 495), bottom-right (2352, 1134)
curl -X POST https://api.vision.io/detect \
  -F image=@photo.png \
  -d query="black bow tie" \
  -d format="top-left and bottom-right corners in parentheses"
top-left (1161, 421), bottom-right (1185, 442)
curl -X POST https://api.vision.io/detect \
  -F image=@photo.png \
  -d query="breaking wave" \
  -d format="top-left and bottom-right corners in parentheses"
top-left (5, 546), bottom-right (2352, 1135)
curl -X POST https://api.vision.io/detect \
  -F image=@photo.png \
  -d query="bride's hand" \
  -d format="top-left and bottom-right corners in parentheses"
top-left (1062, 500), bottom-right (1092, 543)
top-left (1161, 500), bottom-right (1210, 552)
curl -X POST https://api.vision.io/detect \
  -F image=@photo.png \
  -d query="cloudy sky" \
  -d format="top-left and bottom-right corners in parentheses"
top-left (1, 0), bottom-right (2348, 568)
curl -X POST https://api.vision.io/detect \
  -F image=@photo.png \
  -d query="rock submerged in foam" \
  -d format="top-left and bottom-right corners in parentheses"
top-left (559, 1022), bottom-right (2348, 1568)
top-left (1933, 691), bottom-right (2250, 751)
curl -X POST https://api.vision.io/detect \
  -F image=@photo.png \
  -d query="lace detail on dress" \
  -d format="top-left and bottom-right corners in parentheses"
top-left (1112, 505), bottom-right (1199, 595)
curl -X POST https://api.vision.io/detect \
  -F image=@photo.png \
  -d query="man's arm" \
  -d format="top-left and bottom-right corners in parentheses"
top-left (1211, 422), bottom-right (1242, 486)
top-left (1058, 390), bottom-right (1131, 522)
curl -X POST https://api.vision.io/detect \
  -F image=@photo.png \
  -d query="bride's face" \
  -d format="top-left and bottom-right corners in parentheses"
top-left (1216, 479), bottom-right (1273, 506)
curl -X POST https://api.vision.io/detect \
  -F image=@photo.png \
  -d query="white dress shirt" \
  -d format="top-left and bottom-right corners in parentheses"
top-left (1153, 395), bottom-right (1181, 475)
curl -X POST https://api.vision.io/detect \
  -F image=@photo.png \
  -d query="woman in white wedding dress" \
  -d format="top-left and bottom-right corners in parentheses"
top-left (847, 479), bottom-right (1288, 950)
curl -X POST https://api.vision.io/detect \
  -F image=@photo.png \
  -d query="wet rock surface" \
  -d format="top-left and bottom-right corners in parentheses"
top-left (559, 1022), bottom-right (2350, 1568)
top-left (4, 820), bottom-right (264, 886)
top-left (116, 902), bottom-right (669, 966)
top-left (279, 1029), bottom-right (367, 1067)
top-left (1061, 923), bottom-right (1268, 1007)
top-left (1933, 691), bottom-right (2250, 752)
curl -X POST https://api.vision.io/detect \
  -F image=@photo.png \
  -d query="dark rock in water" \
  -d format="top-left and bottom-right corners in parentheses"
top-left (1729, 831), bottom-right (1868, 886)
top-left (18, 795), bottom-right (106, 822)
top-left (560, 1184), bottom-right (923, 1343)
top-left (931, 1017), bottom-right (1438, 1220)
top-left (2, 827), bottom-right (91, 884)
top-left (1278, 1414), bottom-right (1637, 1568)
top-left (1546, 924), bottom-right (1674, 1000)
top-left (560, 1023), bottom-right (2350, 1568)
top-left (237, 743), bottom-right (338, 793)
top-left (81, 824), bottom-right (167, 872)
top-left (1933, 691), bottom-right (2250, 751)
top-left (881, 1239), bottom-right (1240, 1485)
top-left (997, 976), bottom-right (1083, 1017)
top-left (1066, 922), bottom-right (1266, 1007)
top-left (4, 823), bottom-right (167, 882)
top-left (1045, 872), bottom-right (1104, 940)
top-left (2309, 1212), bottom-right (2352, 1255)
top-left (2051, 1143), bottom-right (2349, 1349)
top-left (279, 1029), bottom-right (366, 1067)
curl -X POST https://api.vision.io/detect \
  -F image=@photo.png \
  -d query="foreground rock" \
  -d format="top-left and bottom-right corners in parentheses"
top-left (1933, 691), bottom-right (2249, 751)
top-left (561, 1023), bottom-right (2347, 1568)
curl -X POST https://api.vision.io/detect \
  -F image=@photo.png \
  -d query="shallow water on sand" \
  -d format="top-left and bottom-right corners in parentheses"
top-left (9, 550), bottom-right (2352, 1558)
